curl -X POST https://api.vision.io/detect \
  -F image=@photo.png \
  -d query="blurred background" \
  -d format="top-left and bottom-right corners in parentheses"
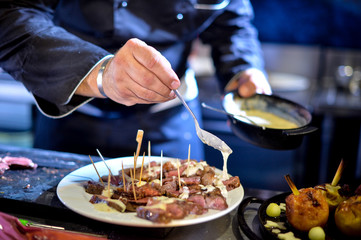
top-left (1, 0), bottom-right (360, 191)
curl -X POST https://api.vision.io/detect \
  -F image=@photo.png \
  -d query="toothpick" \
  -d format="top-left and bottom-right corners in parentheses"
top-left (331, 159), bottom-right (344, 186)
top-left (107, 172), bottom-right (111, 198)
top-left (177, 159), bottom-right (181, 189)
top-left (133, 152), bottom-right (137, 178)
top-left (186, 144), bottom-right (191, 174)
top-left (284, 174), bottom-right (299, 195)
top-left (122, 160), bottom-right (126, 191)
top-left (89, 155), bottom-right (104, 185)
top-left (129, 164), bottom-right (137, 201)
top-left (148, 141), bottom-right (151, 177)
top-left (134, 130), bottom-right (144, 177)
top-left (160, 150), bottom-right (163, 186)
top-left (138, 152), bottom-right (145, 186)
top-left (96, 149), bottom-right (116, 182)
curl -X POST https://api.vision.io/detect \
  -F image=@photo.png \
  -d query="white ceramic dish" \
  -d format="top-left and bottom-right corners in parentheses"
top-left (56, 156), bottom-right (244, 228)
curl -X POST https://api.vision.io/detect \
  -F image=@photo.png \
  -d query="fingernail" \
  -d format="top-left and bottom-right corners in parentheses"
top-left (169, 90), bottom-right (176, 98)
top-left (171, 80), bottom-right (180, 89)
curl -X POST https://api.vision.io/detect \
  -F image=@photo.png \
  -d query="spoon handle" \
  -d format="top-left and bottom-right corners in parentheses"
top-left (201, 102), bottom-right (260, 127)
top-left (174, 90), bottom-right (197, 121)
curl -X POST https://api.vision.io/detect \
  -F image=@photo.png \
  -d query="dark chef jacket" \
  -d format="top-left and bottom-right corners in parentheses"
top-left (0, 0), bottom-right (264, 118)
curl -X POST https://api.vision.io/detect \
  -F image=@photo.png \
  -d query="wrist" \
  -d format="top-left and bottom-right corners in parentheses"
top-left (97, 55), bottom-right (114, 98)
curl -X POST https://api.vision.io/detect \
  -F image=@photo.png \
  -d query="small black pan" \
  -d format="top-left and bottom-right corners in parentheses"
top-left (237, 193), bottom-right (355, 240)
top-left (222, 92), bottom-right (317, 150)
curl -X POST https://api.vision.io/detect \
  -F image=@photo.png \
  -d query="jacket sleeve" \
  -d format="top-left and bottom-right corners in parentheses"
top-left (199, 0), bottom-right (265, 90)
top-left (0, 1), bottom-right (110, 117)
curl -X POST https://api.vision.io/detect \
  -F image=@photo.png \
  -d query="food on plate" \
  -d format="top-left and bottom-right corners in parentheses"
top-left (334, 195), bottom-right (361, 237)
top-left (136, 196), bottom-right (207, 223)
top-left (308, 226), bottom-right (325, 240)
top-left (0, 156), bottom-right (37, 175)
top-left (266, 202), bottom-right (281, 217)
top-left (84, 158), bottom-right (241, 223)
top-left (314, 159), bottom-right (347, 210)
top-left (314, 184), bottom-right (347, 210)
top-left (285, 188), bottom-right (329, 232)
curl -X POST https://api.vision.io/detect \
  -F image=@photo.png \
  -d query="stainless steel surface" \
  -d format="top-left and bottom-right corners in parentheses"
top-left (175, 89), bottom-right (232, 154)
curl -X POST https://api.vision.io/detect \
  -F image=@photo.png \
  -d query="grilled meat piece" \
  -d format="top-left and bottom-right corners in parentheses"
top-left (85, 181), bottom-right (105, 195)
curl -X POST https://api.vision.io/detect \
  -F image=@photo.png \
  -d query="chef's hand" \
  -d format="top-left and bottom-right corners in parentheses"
top-left (77, 38), bottom-right (180, 106)
top-left (225, 68), bottom-right (272, 97)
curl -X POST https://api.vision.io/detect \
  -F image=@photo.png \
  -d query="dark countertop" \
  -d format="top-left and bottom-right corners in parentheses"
top-left (0, 144), bottom-right (280, 239)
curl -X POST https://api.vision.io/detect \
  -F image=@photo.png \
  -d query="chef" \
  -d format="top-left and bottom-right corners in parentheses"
top-left (0, 0), bottom-right (271, 159)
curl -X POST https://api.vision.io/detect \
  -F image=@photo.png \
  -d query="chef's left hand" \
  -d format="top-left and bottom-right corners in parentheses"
top-left (225, 68), bottom-right (272, 97)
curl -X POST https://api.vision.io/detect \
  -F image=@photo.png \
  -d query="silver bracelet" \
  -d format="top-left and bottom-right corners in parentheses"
top-left (97, 56), bottom-right (113, 98)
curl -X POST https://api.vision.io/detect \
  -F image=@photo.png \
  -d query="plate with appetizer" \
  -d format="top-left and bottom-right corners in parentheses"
top-left (238, 160), bottom-right (361, 240)
top-left (57, 155), bottom-right (244, 228)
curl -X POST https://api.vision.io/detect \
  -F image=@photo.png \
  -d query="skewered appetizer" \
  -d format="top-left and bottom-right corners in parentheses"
top-left (314, 160), bottom-right (347, 210)
top-left (334, 195), bottom-right (361, 237)
top-left (285, 187), bottom-right (329, 232)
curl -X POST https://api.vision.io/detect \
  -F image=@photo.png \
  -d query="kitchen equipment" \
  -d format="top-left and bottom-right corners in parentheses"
top-left (222, 92), bottom-right (317, 150)
top-left (201, 102), bottom-right (262, 128)
top-left (175, 90), bottom-right (232, 154)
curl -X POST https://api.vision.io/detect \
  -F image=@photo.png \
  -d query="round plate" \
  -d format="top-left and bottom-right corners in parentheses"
top-left (56, 156), bottom-right (244, 228)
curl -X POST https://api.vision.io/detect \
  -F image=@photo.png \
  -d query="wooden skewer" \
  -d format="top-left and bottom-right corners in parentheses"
top-left (284, 174), bottom-right (299, 195)
top-left (138, 152), bottom-right (145, 186)
top-left (148, 141), bottom-right (151, 177)
top-left (133, 152), bottom-right (137, 179)
top-left (160, 150), bottom-right (163, 186)
top-left (331, 159), bottom-right (344, 186)
top-left (89, 155), bottom-right (104, 185)
top-left (134, 130), bottom-right (144, 177)
top-left (129, 163), bottom-right (137, 201)
top-left (121, 160), bottom-right (126, 191)
top-left (96, 149), bottom-right (116, 182)
top-left (177, 159), bottom-right (181, 189)
top-left (186, 144), bottom-right (191, 174)
top-left (107, 172), bottom-right (111, 198)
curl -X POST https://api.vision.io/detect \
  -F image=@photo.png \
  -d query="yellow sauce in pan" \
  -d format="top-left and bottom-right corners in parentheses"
top-left (242, 110), bottom-right (299, 129)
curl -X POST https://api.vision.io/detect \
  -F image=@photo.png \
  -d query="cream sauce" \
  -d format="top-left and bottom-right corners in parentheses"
top-left (221, 150), bottom-right (231, 180)
top-left (264, 220), bottom-right (301, 240)
top-left (143, 197), bottom-right (180, 210)
top-left (277, 232), bottom-right (301, 240)
top-left (179, 186), bottom-right (189, 199)
top-left (264, 220), bottom-right (287, 230)
top-left (183, 161), bottom-right (207, 177)
top-left (240, 110), bottom-right (299, 129)
top-left (93, 199), bottom-right (126, 213)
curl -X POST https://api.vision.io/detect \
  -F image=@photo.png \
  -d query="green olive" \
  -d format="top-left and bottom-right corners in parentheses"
top-left (266, 203), bottom-right (281, 217)
top-left (308, 226), bottom-right (325, 240)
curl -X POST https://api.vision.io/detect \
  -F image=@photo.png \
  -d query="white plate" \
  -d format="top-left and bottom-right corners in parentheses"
top-left (56, 156), bottom-right (244, 228)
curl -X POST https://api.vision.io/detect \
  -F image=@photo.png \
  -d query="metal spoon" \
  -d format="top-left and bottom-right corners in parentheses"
top-left (201, 102), bottom-right (263, 128)
top-left (174, 90), bottom-right (232, 155)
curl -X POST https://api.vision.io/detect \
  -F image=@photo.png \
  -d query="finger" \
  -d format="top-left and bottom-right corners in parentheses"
top-left (124, 55), bottom-right (176, 99)
top-left (128, 38), bottom-right (180, 90)
top-left (238, 80), bottom-right (256, 97)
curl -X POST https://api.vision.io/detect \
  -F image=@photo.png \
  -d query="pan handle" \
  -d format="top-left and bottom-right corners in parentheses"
top-left (237, 197), bottom-right (264, 240)
top-left (283, 125), bottom-right (318, 136)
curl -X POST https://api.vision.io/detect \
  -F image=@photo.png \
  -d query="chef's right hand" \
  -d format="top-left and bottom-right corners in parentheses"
top-left (80, 38), bottom-right (181, 106)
